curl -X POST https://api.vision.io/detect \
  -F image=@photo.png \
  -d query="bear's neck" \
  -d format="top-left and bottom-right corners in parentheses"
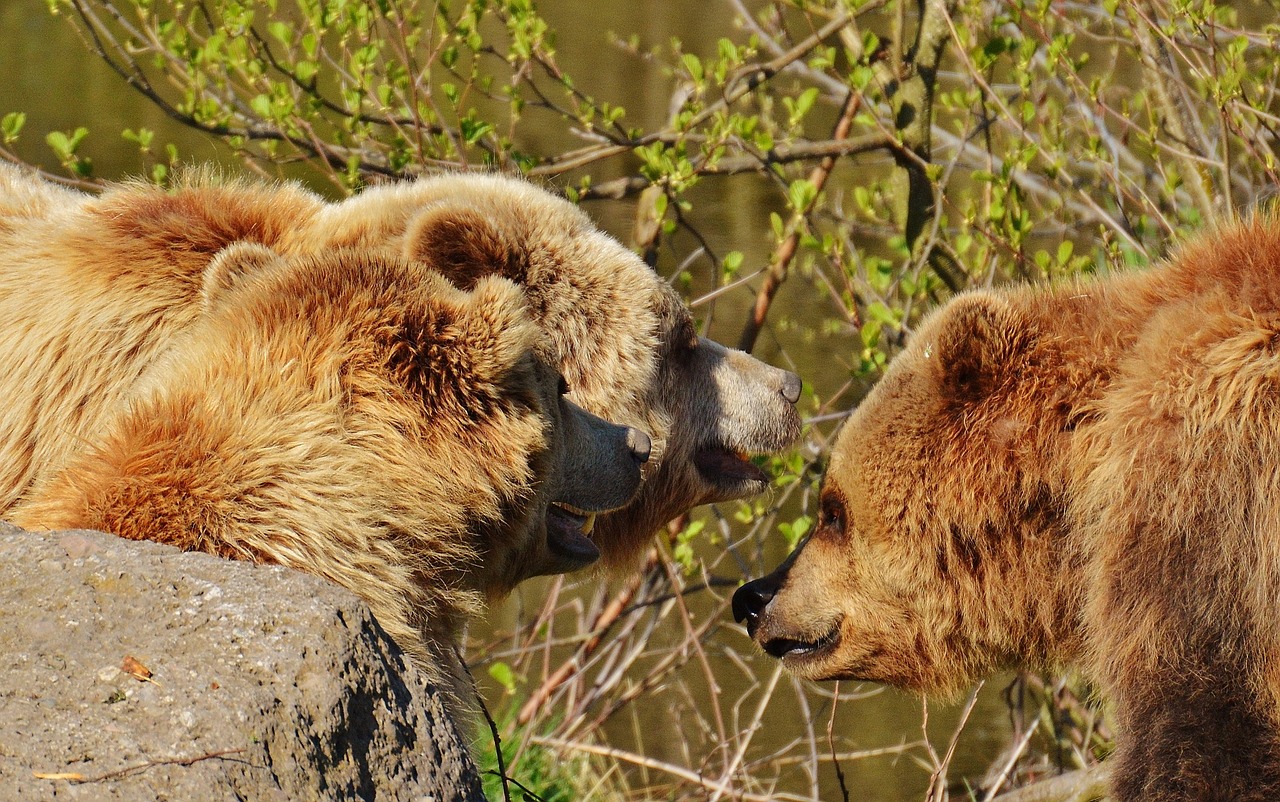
top-left (1004, 275), bottom-right (1169, 670)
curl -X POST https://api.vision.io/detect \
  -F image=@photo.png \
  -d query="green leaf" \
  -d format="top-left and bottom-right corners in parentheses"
top-left (121, 127), bottom-right (154, 149)
top-left (295, 60), bottom-right (318, 83)
top-left (787, 178), bottom-right (817, 212)
top-left (45, 127), bottom-right (88, 161)
top-left (860, 318), bottom-right (880, 347)
top-left (268, 20), bottom-right (292, 47)
top-left (250, 94), bottom-right (273, 119)
top-left (789, 87), bottom-right (819, 125)
top-left (487, 661), bottom-right (516, 694)
top-left (769, 211), bottom-right (785, 240)
top-left (867, 301), bottom-right (899, 327)
top-left (460, 117), bottom-right (494, 144)
top-left (778, 514), bottom-right (812, 549)
top-left (673, 518), bottom-right (706, 575)
top-left (850, 65), bottom-right (874, 91)
top-left (1, 111), bottom-right (25, 144)
top-left (681, 52), bottom-right (703, 83)
top-left (722, 250), bottom-right (743, 276)
top-left (652, 191), bottom-right (668, 219)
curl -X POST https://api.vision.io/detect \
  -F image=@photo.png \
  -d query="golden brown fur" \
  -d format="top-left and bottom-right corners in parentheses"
top-left (302, 174), bottom-right (805, 567)
top-left (735, 213), bottom-right (1280, 801)
top-left (0, 170), bottom-right (322, 512)
top-left (0, 165), bottom-right (650, 702)
top-left (13, 253), bottom-right (533, 650)
top-left (0, 167), bottom-right (801, 569)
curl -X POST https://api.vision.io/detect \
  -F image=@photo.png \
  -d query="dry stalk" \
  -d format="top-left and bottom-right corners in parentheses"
top-left (925, 681), bottom-right (984, 802)
top-left (708, 660), bottom-right (785, 801)
top-left (517, 561), bottom-right (651, 726)
top-left (532, 736), bottom-right (782, 802)
top-left (987, 765), bottom-right (1110, 802)
top-left (738, 89), bottom-right (863, 353)
top-left (826, 680), bottom-right (850, 802)
top-left (33, 748), bottom-right (248, 784)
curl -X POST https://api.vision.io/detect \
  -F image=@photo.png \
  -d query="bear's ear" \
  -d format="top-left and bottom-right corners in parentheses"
top-left (394, 274), bottom-right (541, 411)
top-left (401, 203), bottom-right (528, 291)
top-left (931, 292), bottom-right (1032, 402)
top-left (202, 241), bottom-right (286, 311)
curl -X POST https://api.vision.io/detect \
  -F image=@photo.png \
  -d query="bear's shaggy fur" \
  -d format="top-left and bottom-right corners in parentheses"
top-left (0, 166), bottom-right (802, 569)
top-left (301, 174), bottom-right (805, 567)
top-left (734, 214), bottom-right (1280, 801)
top-left (0, 173), bottom-right (319, 512)
top-left (0, 172), bottom-right (649, 696)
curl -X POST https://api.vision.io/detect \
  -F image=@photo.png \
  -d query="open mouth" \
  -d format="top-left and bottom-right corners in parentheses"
top-left (693, 445), bottom-right (770, 488)
top-left (763, 624), bottom-right (840, 662)
top-left (545, 502), bottom-right (600, 564)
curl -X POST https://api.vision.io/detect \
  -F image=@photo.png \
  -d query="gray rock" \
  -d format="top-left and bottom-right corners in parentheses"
top-left (0, 523), bottom-right (485, 801)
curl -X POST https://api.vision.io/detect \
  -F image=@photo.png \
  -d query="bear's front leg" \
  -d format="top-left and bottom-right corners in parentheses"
top-left (1108, 666), bottom-right (1280, 802)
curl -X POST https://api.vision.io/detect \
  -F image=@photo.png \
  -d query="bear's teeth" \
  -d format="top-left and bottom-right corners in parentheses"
top-left (583, 513), bottom-right (597, 535)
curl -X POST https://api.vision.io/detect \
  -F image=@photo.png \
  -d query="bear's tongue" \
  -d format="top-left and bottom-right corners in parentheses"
top-left (547, 505), bottom-right (600, 565)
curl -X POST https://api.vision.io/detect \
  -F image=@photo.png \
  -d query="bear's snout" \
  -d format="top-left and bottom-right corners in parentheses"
top-left (780, 370), bottom-right (802, 404)
top-left (733, 572), bottom-right (783, 637)
top-left (626, 426), bottom-right (652, 464)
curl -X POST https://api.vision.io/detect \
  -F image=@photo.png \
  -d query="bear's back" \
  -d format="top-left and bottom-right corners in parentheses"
top-left (0, 177), bottom-right (321, 511)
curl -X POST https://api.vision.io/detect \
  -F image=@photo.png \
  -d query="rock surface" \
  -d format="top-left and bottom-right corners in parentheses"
top-left (0, 523), bottom-right (485, 801)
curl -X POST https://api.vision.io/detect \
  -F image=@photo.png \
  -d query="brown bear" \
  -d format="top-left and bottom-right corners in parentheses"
top-left (301, 174), bottom-right (805, 567)
top-left (733, 214), bottom-right (1280, 801)
top-left (0, 166), bottom-right (324, 514)
top-left (1, 220), bottom-right (649, 698)
top-left (0, 165), bottom-right (803, 570)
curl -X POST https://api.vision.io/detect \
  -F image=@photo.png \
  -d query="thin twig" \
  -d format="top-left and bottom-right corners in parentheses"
top-left (532, 736), bottom-right (782, 802)
top-left (981, 717), bottom-right (1043, 802)
top-left (708, 660), bottom-right (784, 801)
top-left (34, 748), bottom-right (248, 784)
top-left (827, 680), bottom-right (851, 802)
top-left (926, 681), bottom-right (985, 802)
top-left (458, 647), bottom-right (512, 802)
top-left (516, 557), bottom-right (652, 726)
top-left (738, 88), bottom-right (863, 352)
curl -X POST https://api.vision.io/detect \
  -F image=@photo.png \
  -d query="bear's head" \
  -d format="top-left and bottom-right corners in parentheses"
top-left (733, 291), bottom-right (1087, 695)
top-left (22, 244), bottom-right (650, 655)
top-left (310, 174), bottom-right (804, 568)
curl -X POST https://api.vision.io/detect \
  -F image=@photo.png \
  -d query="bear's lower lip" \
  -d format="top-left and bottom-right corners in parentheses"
top-left (693, 446), bottom-right (769, 490)
top-left (763, 625), bottom-right (840, 662)
top-left (546, 504), bottom-right (600, 564)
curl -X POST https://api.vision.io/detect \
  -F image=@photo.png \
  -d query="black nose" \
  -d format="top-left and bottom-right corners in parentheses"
top-left (626, 427), bottom-right (651, 463)
top-left (780, 371), bottom-right (802, 404)
top-left (732, 574), bottom-right (780, 636)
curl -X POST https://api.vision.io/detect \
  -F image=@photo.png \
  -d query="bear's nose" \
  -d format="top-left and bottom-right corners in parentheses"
top-left (626, 427), bottom-right (652, 464)
top-left (780, 371), bottom-right (802, 404)
top-left (732, 575), bottom-right (778, 636)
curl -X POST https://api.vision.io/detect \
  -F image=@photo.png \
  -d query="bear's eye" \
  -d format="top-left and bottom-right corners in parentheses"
top-left (818, 492), bottom-right (847, 537)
